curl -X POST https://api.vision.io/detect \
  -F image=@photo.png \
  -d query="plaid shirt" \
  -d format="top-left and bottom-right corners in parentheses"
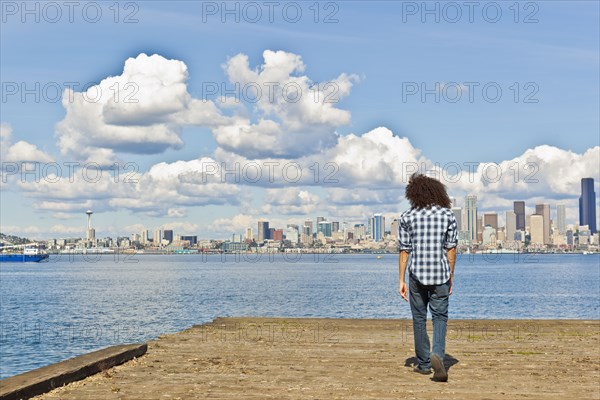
top-left (398, 205), bottom-right (458, 285)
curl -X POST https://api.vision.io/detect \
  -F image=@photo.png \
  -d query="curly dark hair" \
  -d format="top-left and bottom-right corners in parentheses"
top-left (405, 173), bottom-right (451, 209)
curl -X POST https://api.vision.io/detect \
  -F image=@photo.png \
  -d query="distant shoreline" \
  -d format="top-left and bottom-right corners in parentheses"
top-left (44, 250), bottom-right (599, 256)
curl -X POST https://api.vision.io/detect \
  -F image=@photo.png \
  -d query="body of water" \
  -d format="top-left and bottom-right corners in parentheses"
top-left (1, 253), bottom-right (598, 378)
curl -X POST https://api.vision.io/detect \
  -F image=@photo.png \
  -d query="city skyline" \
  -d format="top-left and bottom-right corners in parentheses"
top-left (15, 182), bottom-right (597, 246)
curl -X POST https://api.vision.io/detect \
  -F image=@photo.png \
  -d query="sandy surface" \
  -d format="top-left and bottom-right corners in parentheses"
top-left (32, 318), bottom-right (599, 399)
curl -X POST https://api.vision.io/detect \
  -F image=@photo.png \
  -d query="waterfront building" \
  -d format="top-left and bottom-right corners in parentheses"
top-left (451, 207), bottom-right (462, 233)
top-left (304, 220), bottom-right (313, 236)
top-left (530, 215), bottom-right (544, 245)
top-left (257, 221), bottom-right (269, 242)
top-left (566, 230), bottom-right (574, 246)
top-left (514, 201), bottom-right (526, 231)
top-left (477, 215), bottom-right (483, 243)
top-left (180, 235), bottom-right (198, 246)
top-left (579, 178), bottom-right (597, 234)
top-left (484, 213), bottom-right (498, 230)
top-left (505, 211), bottom-right (516, 242)
top-left (285, 226), bottom-right (299, 244)
top-left (553, 233), bottom-right (566, 246)
top-left (154, 228), bottom-right (163, 245)
top-left (514, 230), bottom-right (525, 243)
top-left (163, 229), bottom-right (174, 244)
top-left (390, 219), bottom-right (399, 240)
top-left (222, 241), bottom-right (248, 252)
top-left (482, 225), bottom-right (496, 247)
top-left (141, 230), bottom-right (149, 245)
top-left (331, 221), bottom-right (340, 233)
top-left (464, 195), bottom-right (477, 242)
top-left (556, 204), bottom-right (566, 234)
top-left (272, 229), bottom-right (284, 242)
top-left (535, 204), bottom-right (551, 245)
top-left (354, 224), bottom-right (366, 240)
top-left (369, 214), bottom-right (385, 242)
top-left (317, 221), bottom-right (332, 238)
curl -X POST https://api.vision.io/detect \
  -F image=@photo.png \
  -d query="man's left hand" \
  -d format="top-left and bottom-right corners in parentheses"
top-left (399, 281), bottom-right (408, 302)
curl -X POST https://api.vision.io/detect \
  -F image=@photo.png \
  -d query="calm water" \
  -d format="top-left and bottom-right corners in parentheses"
top-left (0, 253), bottom-right (598, 378)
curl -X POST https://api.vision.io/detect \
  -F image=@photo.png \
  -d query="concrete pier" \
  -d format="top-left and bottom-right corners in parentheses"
top-left (0, 343), bottom-right (147, 400)
top-left (6, 317), bottom-right (598, 399)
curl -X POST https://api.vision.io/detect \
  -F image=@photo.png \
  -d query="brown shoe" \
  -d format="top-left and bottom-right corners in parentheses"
top-left (431, 354), bottom-right (448, 382)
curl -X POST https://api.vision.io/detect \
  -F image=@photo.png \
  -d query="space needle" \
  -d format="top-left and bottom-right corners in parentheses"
top-left (86, 210), bottom-right (96, 242)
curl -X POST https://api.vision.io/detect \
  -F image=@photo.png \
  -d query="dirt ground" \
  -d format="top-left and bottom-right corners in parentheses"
top-left (32, 317), bottom-right (600, 399)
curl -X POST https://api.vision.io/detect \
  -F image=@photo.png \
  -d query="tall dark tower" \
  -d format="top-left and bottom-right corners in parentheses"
top-left (257, 221), bottom-right (269, 242)
top-left (579, 178), bottom-right (597, 234)
top-left (513, 201), bottom-right (525, 231)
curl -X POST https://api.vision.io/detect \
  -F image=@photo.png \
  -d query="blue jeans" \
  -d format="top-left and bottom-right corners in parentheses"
top-left (409, 274), bottom-right (450, 370)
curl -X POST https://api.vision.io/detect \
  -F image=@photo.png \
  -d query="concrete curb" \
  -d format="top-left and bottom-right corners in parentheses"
top-left (0, 343), bottom-right (147, 400)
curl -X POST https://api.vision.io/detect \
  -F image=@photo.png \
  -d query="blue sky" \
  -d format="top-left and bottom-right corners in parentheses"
top-left (1, 1), bottom-right (599, 239)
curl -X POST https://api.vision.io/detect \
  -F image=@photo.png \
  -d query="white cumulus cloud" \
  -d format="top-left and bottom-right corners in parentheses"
top-left (213, 50), bottom-right (358, 158)
top-left (1, 123), bottom-right (54, 164)
top-left (55, 53), bottom-right (226, 165)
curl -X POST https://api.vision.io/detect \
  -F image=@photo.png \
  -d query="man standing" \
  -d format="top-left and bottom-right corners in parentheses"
top-left (398, 174), bottom-right (458, 382)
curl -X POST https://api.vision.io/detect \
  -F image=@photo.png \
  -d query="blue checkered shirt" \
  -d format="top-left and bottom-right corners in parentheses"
top-left (398, 205), bottom-right (458, 285)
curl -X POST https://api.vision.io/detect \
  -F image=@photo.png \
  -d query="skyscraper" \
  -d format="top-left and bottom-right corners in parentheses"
top-left (514, 201), bottom-right (525, 231)
top-left (579, 178), bottom-right (597, 234)
top-left (354, 224), bottom-right (366, 239)
top-left (163, 229), bottom-right (174, 244)
top-left (304, 219), bottom-right (313, 236)
top-left (285, 226), bottom-right (299, 243)
top-left (484, 213), bottom-right (498, 230)
top-left (272, 229), bottom-right (283, 241)
top-left (370, 214), bottom-right (385, 242)
top-left (317, 221), bottom-right (332, 237)
top-left (464, 195), bottom-right (477, 242)
top-left (530, 215), bottom-right (544, 245)
top-left (505, 211), bottom-right (516, 242)
top-left (331, 221), bottom-right (340, 233)
top-left (451, 206), bottom-right (462, 234)
top-left (556, 204), bottom-right (566, 234)
top-left (154, 228), bottom-right (162, 246)
top-left (140, 230), bottom-right (149, 245)
top-left (302, 225), bottom-right (311, 237)
top-left (390, 219), bottom-right (400, 240)
top-left (257, 221), bottom-right (269, 242)
top-left (535, 204), bottom-right (551, 244)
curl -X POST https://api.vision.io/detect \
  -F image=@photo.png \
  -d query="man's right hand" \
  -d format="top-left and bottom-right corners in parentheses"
top-left (449, 275), bottom-right (453, 296)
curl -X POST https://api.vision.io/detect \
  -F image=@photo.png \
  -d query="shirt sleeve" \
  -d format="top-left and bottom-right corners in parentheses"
top-left (444, 213), bottom-right (458, 249)
top-left (398, 215), bottom-right (412, 252)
